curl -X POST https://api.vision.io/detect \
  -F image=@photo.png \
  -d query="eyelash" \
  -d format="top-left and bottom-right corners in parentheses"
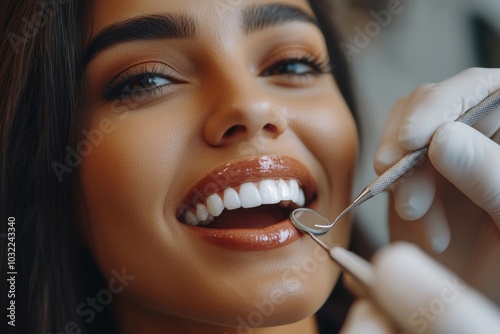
top-left (261, 55), bottom-right (331, 77)
top-left (102, 64), bottom-right (175, 101)
top-left (102, 56), bottom-right (331, 101)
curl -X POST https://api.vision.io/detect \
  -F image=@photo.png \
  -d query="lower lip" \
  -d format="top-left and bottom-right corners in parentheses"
top-left (183, 218), bottom-right (302, 251)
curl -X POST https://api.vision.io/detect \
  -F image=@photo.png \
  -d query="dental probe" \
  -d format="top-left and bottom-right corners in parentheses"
top-left (314, 88), bottom-right (500, 229)
top-left (307, 231), bottom-right (374, 290)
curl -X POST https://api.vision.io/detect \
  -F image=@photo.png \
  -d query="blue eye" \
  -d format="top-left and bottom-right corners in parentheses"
top-left (274, 62), bottom-right (315, 75)
top-left (103, 71), bottom-right (175, 101)
top-left (262, 57), bottom-right (330, 77)
top-left (120, 74), bottom-right (172, 94)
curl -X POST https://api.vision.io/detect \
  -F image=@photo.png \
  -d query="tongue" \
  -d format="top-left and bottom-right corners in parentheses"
top-left (210, 206), bottom-right (288, 229)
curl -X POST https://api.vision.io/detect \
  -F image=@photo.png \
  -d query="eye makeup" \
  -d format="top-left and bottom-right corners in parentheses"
top-left (262, 55), bottom-right (330, 76)
top-left (101, 53), bottom-right (331, 102)
top-left (102, 62), bottom-right (181, 101)
top-left (257, 45), bottom-right (332, 87)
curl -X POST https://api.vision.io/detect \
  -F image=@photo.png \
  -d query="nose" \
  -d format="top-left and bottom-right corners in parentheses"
top-left (203, 85), bottom-right (287, 147)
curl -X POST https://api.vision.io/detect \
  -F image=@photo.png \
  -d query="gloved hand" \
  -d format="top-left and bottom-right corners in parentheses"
top-left (373, 68), bottom-right (500, 301)
top-left (340, 243), bottom-right (500, 334)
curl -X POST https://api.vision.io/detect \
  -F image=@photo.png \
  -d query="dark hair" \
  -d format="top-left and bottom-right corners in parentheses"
top-left (0, 1), bottom-right (355, 333)
top-left (0, 1), bottom-right (98, 333)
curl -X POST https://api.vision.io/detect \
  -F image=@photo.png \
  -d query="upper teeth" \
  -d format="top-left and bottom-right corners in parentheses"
top-left (182, 179), bottom-right (305, 226)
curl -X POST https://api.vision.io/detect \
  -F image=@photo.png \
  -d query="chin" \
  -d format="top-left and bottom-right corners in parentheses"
top-left (174, 244), bottom-right (340, 328)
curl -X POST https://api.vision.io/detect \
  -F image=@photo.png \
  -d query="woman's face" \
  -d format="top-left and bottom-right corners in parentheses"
top-left (80, 0), bottom-right (357, 331)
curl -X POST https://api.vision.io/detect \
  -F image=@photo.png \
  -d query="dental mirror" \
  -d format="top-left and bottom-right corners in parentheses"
top-left (289, 208), bottom-right (331, 236)
top-left (290, 208), bottom-right (375, 291)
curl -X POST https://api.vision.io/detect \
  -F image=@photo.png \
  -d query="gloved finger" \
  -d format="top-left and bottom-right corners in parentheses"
top-left (376, 86), bottom-right (439, 228)
top-left (375, 84), bottom-right (434, 174)
top-left (416, 193), bottom-right (451, 254)
top-left (392, 159), bottom-right (435, 221)
top-left (493, 128), bottom-right (500, 143)
top-left (398, 67), bottom-right (500, 151)
top-left (371, 242), bottom-right (500, 334)
top-left (339, 300), bottom-right (396, 334)
top-left (388, 194), bottom-right (450, 255)
top-left (473, 102), bottom-right (500, 139)
top-left (390, 187), bottom-right (451, 254)
top-left (429, 122), bottom-right (500, 226)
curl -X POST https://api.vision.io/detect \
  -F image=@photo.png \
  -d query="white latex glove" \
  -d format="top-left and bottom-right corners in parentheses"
top-left (375, 67), bottom-right (500, 228)
top-left (340, 243), bottom-right (500, 334)
top-left (373, 68), bottom-right (500, 301)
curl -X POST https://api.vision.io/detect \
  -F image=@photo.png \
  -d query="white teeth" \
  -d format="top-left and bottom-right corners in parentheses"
top-left (298, 188), bottom-right (305, 207)
top-left (259, 180), bottom-right (280, 205)
top-left (278, 179), bottom-right (292, 200)
top-left (223, 187), bottom-right (241, 210)
top-left (199, 215), bottom-right (214, 226)
top-left (288, 179), bottom-right (300, 203)
top-left (279, 200), bottom-right (291, 208)
top-left (207, 193), bottom-right (224, 216)
top-left (239, 182), bottom-right (262, 208)
top-left (185, 211), bottom-right (198, 226)
top-left (196, 203), bottom-right (209, 222)
top-left (181, 178), bottom-right (308, 226)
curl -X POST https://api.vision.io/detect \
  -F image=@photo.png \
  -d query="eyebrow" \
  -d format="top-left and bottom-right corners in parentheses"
top-left (84, 4), bottom-right (317, 64)
top-left (84, 14), bottom-right (196, 63)
top-left (243, 3), bottom-right (317, 34)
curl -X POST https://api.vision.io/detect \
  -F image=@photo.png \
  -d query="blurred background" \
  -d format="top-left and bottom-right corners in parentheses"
top-left (335, 0), bottom-right (500, 252)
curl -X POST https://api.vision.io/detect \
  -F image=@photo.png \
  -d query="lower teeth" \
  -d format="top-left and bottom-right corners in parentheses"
top-left (198, 216), bottom-right (214, 226)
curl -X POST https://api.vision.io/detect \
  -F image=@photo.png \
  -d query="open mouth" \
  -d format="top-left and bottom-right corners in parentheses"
top-left (178, 178), bottom-right (311, 228)
top-left (175, 156), bottom-right (317, 250)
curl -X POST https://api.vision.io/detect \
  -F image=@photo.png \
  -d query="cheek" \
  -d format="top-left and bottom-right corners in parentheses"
top-left (77, 105), bottom-right (224, 320)
top-left (77, 106), bottom-right (198, 263)
top-left (291, 88), bottom-right (358, 191)
top-left (288, 87), bottom-right (358, 244)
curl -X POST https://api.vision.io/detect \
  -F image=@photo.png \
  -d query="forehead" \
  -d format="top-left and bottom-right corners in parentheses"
top-left (88, 0), bottom-right (315, 38)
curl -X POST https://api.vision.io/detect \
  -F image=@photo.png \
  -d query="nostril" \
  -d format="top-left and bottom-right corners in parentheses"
top-left (264, 124), bottom-right (278, 132)
top-left (223, 123), bottom-right (281, 140)
top-left (223, 125), bottom-right (246, 138)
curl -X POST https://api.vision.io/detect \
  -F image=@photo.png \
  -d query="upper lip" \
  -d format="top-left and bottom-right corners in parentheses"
top-left (176, 155), bottom-right (317, 225)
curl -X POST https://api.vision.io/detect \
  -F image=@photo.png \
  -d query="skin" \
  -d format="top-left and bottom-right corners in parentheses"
top-left (79, 0), bottom-right (358, 333)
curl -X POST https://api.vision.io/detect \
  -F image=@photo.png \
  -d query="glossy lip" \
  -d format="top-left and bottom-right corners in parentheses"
top-left (184, 218), bottom-right (301, 251)
top-left (176, 155), bottom-right (318, 251)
